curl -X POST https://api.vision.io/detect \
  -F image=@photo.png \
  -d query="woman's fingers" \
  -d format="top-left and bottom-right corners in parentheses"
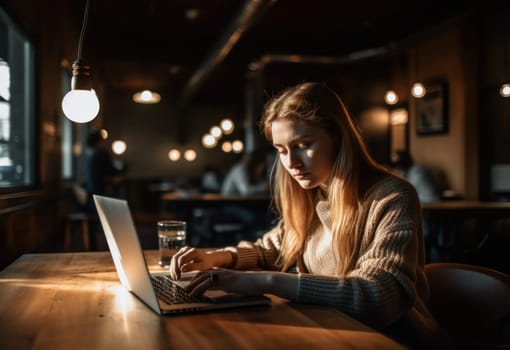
top-left (186, 270), bottom-right (220, 296)
top-left (169, 246), bottom-right (193, 280)
top-left (170, 247), bottom-right (215, 280)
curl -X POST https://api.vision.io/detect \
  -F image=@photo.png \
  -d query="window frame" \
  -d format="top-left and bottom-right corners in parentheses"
top-left (0, 6), bottom-right (36, 193)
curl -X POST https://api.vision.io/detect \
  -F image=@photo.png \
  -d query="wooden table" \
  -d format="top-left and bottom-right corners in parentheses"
top-left (420, 200), bottom-right (510, 262)
top-left (161, 192), bottom-right (271, 203)
top-left (421, 200), bottom-right (510, 218)
top-left (160, 193), bottom-right (272, 215)
top-left (160, 193), bottom-right (274, 247)
top-left (0, 251), bottom-right (405, 350)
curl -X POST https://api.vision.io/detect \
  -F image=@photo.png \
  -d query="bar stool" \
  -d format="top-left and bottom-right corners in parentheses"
top-left (64, 211), bottom-right (93, 251)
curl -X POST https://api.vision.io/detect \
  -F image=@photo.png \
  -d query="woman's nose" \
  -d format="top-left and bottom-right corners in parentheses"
top-left (287, 151), bottom-right (302, 169)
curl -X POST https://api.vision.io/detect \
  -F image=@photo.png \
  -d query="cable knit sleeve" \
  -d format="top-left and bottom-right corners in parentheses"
top-left (221, 220), bottom-right (284, 270)
top-left (297, 178), bottom-right (425, 329)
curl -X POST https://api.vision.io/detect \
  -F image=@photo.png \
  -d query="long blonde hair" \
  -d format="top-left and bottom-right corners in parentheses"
top-left (261, 82), bottom-right (388, 275)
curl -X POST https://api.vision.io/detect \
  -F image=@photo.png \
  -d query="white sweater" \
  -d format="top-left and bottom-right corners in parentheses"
top-left (224, 175), bottom-right (442, 345)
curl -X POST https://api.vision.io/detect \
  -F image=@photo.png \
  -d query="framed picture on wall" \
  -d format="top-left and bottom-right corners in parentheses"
top-left (415, 82), bottom-right (448, 135)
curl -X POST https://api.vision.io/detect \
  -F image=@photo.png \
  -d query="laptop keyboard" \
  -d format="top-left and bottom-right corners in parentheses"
top-left (151, 275), bottom-right (205, 304)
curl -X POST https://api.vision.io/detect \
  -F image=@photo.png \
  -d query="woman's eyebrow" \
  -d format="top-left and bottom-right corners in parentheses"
top-left (273, 135), bottom-right (314, 148)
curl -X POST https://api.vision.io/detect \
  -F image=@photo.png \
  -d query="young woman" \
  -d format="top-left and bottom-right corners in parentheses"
top-left (170, 82), bottom-right (442, 347)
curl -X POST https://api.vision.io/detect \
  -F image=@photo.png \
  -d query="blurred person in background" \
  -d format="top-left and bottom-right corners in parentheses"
top-left (391, 150), bottom-right (440, 203)
top-left (221, 148), bottom-right (270, 196)
top-left (85, 129), bottom-right (124, 213)
top-left (391, 150), bottom-right (447, 262)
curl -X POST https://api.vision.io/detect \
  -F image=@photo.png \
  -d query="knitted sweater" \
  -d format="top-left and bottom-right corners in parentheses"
top-left (224, 175), bottom-right (441, 342)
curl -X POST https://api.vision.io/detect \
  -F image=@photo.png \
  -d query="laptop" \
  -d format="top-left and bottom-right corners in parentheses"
top-left (93, 194), bottom-right (271, 315)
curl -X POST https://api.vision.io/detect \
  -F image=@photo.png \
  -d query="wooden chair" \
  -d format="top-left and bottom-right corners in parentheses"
top-left (425, 262), bottom-right (510, 349)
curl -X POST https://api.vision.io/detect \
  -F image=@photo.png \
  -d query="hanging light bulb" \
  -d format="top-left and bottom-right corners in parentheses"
top-left (411, 83), bottom-right (426, 98)
top-left (184, 149), bottom-right (197, 161)
top-left (209, 125), bottom-right (222, 138)
top-left (500, 30), bottom-right (510, 98)
top-left (500, 84), bottom-right (510, 97)
top-left (221, 141), bottom-right (233, 153)
top-left (62, 60), bottom-right (99, 123)
top-left (112, 140), bottom-right (127, 155)
top-left (132, 89), bottom-right (161, 104)
top-left (220, 118), bottom-right (234, 134)
top-left (168, 149), bottom-right (181, 161)
top-left (384, 90), bottom-right (398, 105)
top-left (411, 46), bottom-right (426, 99)
top-left (202, 134), bottom-right (217, 148)
top-left (61, 0), bottom-right (100, 123)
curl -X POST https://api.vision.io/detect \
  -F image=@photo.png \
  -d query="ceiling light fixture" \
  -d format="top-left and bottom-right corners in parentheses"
top-left (132, 89), bottom-right (161, 104)
top-left (210, 125), bottom-right (222, 138)
top-left (220, 118), bottom-right (234, 135)
top-left (501, 29), bottom-right (510, 98)
top-left (384, 90), bottom-right (398, 105)
top-left (168, 149), bottom-right (181, 161)
top-left (221, 141), bottom-right (233, 153)
top-left (185, 8), bottom-right (200, 20)
top-left (411, 46), bottom-right (426, 99)
top-left (202, 134), bottom-right (217, 148)
top-left (184, 149), bottom-right (197, 161)
top-left (61, 0), bottom-right (100, 123)
top-left (232, 140), bottom-right (244, 153)
top-left (112, 140), bottom-right (127, 155)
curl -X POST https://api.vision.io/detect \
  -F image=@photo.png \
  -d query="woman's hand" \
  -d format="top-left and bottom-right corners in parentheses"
top-left (169, 246), bottom-right (232, 280)
top-left (186, 269), bottom-right (299, 300)
top-left (185, 269), bottom-right (270, 297)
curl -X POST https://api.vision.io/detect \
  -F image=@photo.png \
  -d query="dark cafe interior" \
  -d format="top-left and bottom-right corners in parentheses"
top-left (1, 0), bottom-right (510, 349)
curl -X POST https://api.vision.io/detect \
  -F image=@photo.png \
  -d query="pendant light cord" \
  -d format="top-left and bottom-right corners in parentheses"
top-left (504, 30), bottom-right (508, 81)
top-left (77, 0), bottom-right (90, 60)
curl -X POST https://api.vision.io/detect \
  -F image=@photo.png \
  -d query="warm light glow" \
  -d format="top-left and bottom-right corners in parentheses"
top-left (220, 118), bottom-right (234, 135)
top-left (184, 149), bottom-right (197, 161)
top-left (500, 84), bottom-right (510, 97)
top-left (62, 89), bottom-right (100, 123)
top-left (390, 108), bottom-right (408, 125)
top-left (232, 140), bottom-right (243, 153)
top-left (202, 134), bottom-right (217, 148)
top-left (132, 89), bottom-right (161, 104)
top-left (100, 129), bottom-right (108, 139)
top-left (0, 277), bottom-right (118, 292)
top-left (111, 284), bottom-right (136, 309)
top-left (168, 149), bottom-right (181, 161)
top-left (411, 83), bottom-right (426, 98)
top-left (384, 90), bottom-right (398, 105)
top-left (112, 140), bottom-right (127, 155)
top-left (73, 143), bottom-right (82, 156)
top-left (210, 126), bottom-right (222, 138)
top-left (359, 107), bottom-right (390, 132)
top-left (185, 8), bottom-right (200, 20)
top-left (221, 141), bottom-right (233, 153)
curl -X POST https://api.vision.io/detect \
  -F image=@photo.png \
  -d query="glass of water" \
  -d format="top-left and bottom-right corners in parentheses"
top-left (157, 220), bottom-right (186, 267)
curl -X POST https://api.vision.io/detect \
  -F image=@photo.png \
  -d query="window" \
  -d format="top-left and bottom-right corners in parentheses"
top-left (0, 7), bottom-right (35, 190)
top-left (61, 70), bottom-right (73, 179)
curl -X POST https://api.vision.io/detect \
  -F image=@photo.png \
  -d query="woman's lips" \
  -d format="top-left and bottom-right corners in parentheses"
top-left (294, 172), bottom-right (310, 180)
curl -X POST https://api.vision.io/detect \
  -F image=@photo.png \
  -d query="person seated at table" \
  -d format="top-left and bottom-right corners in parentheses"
top-left (391, 150), bottom-right (440, 203)
top-left (221, 148), bottom-right (270, 196)
top-left (80, 129), bottom-right (125, 249)
top-left (84, 129), bottom-right (124, 212)
top-left (391, 150), bottom-right (448, 262)
top-left (200, 164), bottom-right (222, 193)
top-left (216, 148), bottom-right (271, 242)
top-left (170, 82), bottom-right (446, 348)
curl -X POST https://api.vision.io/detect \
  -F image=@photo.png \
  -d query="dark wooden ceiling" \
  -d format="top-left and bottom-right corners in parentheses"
top-left (74, 0), bottom-right (480, 106)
